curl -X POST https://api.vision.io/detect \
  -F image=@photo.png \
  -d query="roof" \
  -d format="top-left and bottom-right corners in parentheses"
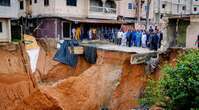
top-left (64, 17), bottom-right (127, 24)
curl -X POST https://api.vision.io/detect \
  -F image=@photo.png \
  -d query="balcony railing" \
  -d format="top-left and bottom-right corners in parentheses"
top-left (90, 6), bottom-right (116, 14)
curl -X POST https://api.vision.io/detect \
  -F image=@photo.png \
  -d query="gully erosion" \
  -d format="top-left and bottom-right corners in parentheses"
top-left (0, 40), bottom-right (183, 110)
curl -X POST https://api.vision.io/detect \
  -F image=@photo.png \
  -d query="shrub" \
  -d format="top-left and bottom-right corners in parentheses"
top-left (140, 50), bottom-right (199, 110)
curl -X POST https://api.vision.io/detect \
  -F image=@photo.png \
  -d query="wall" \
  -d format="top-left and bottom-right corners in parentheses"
top-left (31, 0), bottom-right (88, 18)
top-left (186, 16), bottom-right (199, 48)
top-left (192, 1), bottom-right (199, 14)
top-left (0, 19), bottom-right (11, 42)
top-left (117, 0), bottom-right (136, 18)
top-left (55, 0), bottom-right (88, 18)
top-left (118, 0), bottom-right (153, 20)
top-left (31, 0), bottom-right (56, 17)
top-left (0, 0), bottom-right (19, 18)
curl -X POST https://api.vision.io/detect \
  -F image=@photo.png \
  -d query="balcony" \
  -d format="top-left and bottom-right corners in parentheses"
top-left (88, 6), bottom-right (117, 19)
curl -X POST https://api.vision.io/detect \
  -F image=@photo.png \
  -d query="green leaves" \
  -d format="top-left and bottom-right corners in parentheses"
top-left (140, 49), bottom-right (199, 109)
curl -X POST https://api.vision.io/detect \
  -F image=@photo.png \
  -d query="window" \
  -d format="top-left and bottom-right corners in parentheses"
top-left (0, 22), bottom-right (2, 33)
top-left (66, 0), bottom-right (77, 6)
top-left (20, 1), bottom-right (24, 10)
top-left (182, 6), bottom-right (186, 10)
top-left (0, 0), bottom-right (10, 6)
top-left (128, 3), bottom-right (133, 9)
top-left (44, 0), bottom-right (49, 6)
top-left (145, 5), bottom-right (148, 12)
top-left (194, 7), bottom-right (197, 12)
top-left (162, 4), bottom-right (166, 9)
top-left (30, 0), bottom-right (32, 5)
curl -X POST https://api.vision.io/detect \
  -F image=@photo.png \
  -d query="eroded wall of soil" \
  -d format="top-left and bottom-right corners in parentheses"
top-left (0, 44), bottom-right (36, 110)
top-left (34, 44), bottom-right (92, 83)
top-left (0, 42), bottom-right (185, 110)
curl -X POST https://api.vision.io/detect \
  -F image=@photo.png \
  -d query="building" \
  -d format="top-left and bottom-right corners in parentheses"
top-left (153, 0), bottom-right (192, 23)
top-left (192, 0), bottom-right (199, 14)
top-left (117, 0), bottom-right (154, 23)
top-left (17, 0), bottom-right (125, 39)
top-left (186, 15), bottom-right (199, 48)
top-left (16, 0), bottom-right (157, 39)
top-left (0, 0), bottom-right (19, 42)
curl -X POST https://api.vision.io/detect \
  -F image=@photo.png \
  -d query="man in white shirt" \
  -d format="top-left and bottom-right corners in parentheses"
top-left (142, 31), bottom-right (147, 48)
top-left (117, 30), bottom-right (123, 45)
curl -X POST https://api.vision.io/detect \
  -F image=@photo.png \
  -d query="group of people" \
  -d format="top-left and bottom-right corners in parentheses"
top-left (71, 25), bottom-right (163, 51)
top-left (71, 26), bottom-right (119, 41)
top-left (116, 26), bottom-right (163, 51)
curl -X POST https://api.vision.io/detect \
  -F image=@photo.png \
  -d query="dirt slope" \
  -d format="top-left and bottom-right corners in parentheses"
top-left (34, 47), bottom-right (92, 83)
top-left (15, 64), bottom-right (122, 110)
top-left (0, 44), bottom-right (36, 110)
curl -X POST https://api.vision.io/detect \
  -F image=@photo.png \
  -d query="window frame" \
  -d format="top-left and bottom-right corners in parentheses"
top-left (0, 22), bottom-right (3, 33)
top-left (0, 0), bottom-right (11, 6)
top-left (66, 0), bottom-right (77, 6)
top-left (128, 3), bottom-right (133, 10)
top-left (20, 1), bottom-right (24, 10)
top-left (44, 0), bottom-right (49, 6)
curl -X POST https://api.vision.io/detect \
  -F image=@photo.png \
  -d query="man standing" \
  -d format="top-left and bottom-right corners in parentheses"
top-left (141, 31), bottom-right (147, 48)
top-left (117, 30), bottom-right (123, 45)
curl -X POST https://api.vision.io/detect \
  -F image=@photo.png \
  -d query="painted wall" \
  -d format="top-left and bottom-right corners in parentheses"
top-left (0, 19), bottom-right (11, 42)
top-left (117, 0), bottom-right (153, 20)
top-left (192, 0), bottom-right (199, 14)
top-left (31, 0), bottom-right (88, 18)
top-left (0, 0), bottom-right (19, 18)
top-left (31, 0), bottom-right (56, 17)
top-left (117, 0), bottom-right (136, 18)
top-left (186, 16), bottom-right (199, 48)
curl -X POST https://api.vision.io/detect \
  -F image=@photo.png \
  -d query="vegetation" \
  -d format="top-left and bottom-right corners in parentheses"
top-left (140, 50), bottom-right (199, 110)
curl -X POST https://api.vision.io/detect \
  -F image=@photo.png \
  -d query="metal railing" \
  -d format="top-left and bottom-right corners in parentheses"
top-left (90, 6), bottom-right (116, 14)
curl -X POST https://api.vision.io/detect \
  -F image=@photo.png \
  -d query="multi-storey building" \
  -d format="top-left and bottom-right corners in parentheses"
top-left (192, 0), bottom-right (199, 14)
top-left (153, 0), bottom-right (192, 23)
top-left (17, 0), bottom-right (123, 39)
top-left (0, 0), bottom-right (19, 42)
top-left (117, 0), bottom-right (153, 22)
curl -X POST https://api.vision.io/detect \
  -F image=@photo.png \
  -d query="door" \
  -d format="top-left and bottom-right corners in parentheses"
top-left (0, 19), bottom-right (10, 42)
top-left (63, 22), bottom-right (70, 38)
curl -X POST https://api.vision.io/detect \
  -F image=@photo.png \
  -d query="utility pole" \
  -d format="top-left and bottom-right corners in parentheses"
top-left (157, 0), bottom-right (161, 24)
top-left (135, 0), bottom-right (141, 23)
top-left (138, 0), bottom-right (141, 23)
top-left (146, 0), bottom-right (151, 29)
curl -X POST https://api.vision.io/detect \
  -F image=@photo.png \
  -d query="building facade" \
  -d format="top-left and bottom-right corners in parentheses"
top-left (192, 0), bottom-right (199, 14)
top-left (153, 0), bottom-right (192, 23)
top-left (0, 0), bottom-right (19, 42)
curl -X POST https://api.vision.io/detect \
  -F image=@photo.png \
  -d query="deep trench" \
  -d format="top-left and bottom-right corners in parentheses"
top-left (0, 43), bottom-right (183, 110)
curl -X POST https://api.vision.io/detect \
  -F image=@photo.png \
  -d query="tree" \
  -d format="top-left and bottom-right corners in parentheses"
top-left (140, 50), bottom-right (199, 110)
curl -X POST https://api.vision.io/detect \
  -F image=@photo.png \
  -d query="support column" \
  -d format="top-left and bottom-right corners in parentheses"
top-left (102, 0), bottom-right (106, 13)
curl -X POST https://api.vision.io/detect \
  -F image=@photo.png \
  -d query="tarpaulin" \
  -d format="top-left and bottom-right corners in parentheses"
top-left (84, 46), bottom-right (97, 64)
top-left (27, 48), bottom-right (40, 73)
top-left (24, 34), bottom-right (40, 73)
top-left (53, 40), bottom-right (79, 67)
top-left (24, 34), bottom-right (39, 50)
